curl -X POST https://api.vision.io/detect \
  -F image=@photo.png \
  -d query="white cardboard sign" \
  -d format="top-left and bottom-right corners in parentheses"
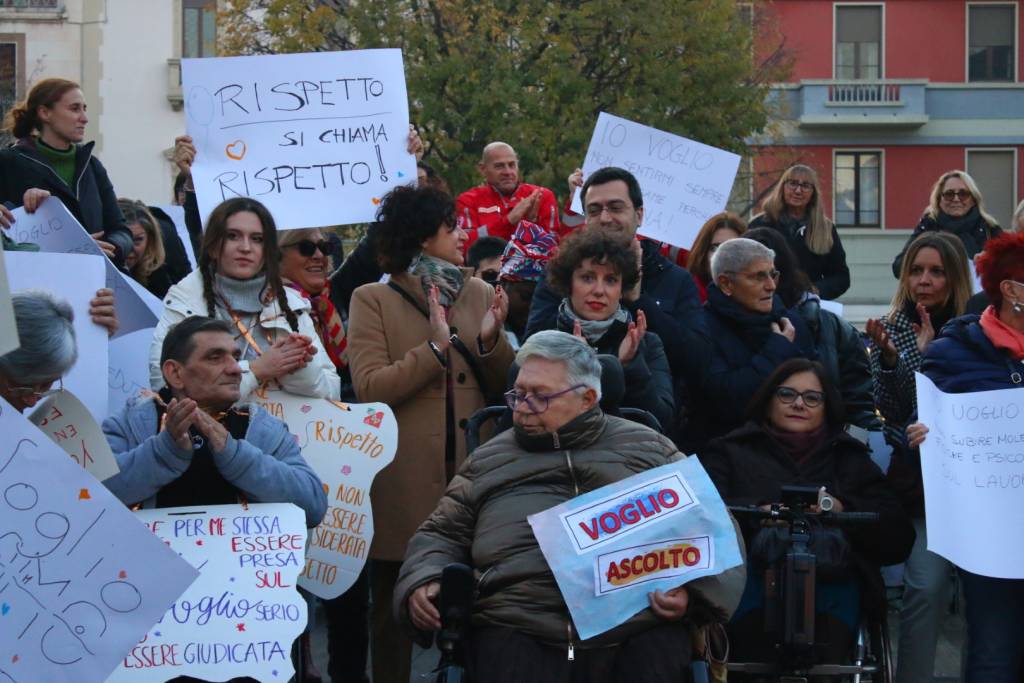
top-left (3, 251), bottom-right (109, 421)
top-left (0, 397), bottom-right (198, 683)
top-left (28, 389), bottom-right (120, 482)
top-left (915, 372), bottom-right (1024, 578)
top-left (107, 503), bottom-right (307, 683)
top-left (571, 112), bottom-right (741, 249)
top-left (7, 199), bottom-right (159, 337)
top-left (0, 242), bottom-right (18, 356)
top-left (106, 328), bottom-right (157, 421)
top-left (251, 388), bottom-right (396, 599)
top-left (182, 49), bottom-right (417, 229)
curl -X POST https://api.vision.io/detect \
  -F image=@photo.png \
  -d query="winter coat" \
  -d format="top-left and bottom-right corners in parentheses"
top-left (0, 139), bottom-right (133, 267)
top-left (394, 408), bottom-right (746, 647)
top-left (346, 270), bottom-right (515, 561)
top-left (456, 183), bottom-right (563, 249)
top-left (328, 222), bottom-right (382, 319)
top-left (891, 210), bottom-right (1001, 278)
top-left (749, 212), bottom-right (850, 300)
top-left (699, 421), bottom-right (915, 617)
top-left (795, 296), bottom-right (880, 431)
top-left (148, 270), bottom-right (340, 401)
top-left (102, 396), bottom-right (328, 527)
top-left (868, 309), bottom-right (925, 448)
top-left (148, 206), bottom-right (193, 290)
top-left (922, 314), bottom-right (1024, 392)
top-left (683, 285), bottom-right (816, 450)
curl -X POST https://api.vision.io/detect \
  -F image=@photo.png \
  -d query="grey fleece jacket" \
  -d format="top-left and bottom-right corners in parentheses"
top-left (101, 397), bottom-right (328, 527)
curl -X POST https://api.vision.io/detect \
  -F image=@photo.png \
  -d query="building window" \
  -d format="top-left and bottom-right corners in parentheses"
top-left (835, 152), bottom-right (881, 227)
top-left (968, 4), bottom-right (1016, 82)
top-left (183, 0), bottom-right (216, 59)
top-left (835, 5), bottom-right (882, 80)
top-left (967, 150), bottom-right (1016, 229)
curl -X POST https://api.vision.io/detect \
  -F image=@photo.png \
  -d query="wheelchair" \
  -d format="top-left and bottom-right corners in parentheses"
top-left (727, 489), bottom-right (894, 683)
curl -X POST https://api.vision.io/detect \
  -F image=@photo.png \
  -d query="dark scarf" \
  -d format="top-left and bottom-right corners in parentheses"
top-left (765, 422), bottom-right (829, 466)
top-left (776, 211), bottom-right (807, 238)
top-left (706, 283), bottom-right (788, 349)
top-left (902, 298), bottom-right (955, 339)
top-left (935, 206), bottom-right (984, 237)
top-left (513, 406), bottom-right (607, 452)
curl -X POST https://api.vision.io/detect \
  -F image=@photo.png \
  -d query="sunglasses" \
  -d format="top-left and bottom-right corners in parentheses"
top-left (290, 239), bottom-right (332, 258)
top-left (941, 189), bottom-right (973, 202)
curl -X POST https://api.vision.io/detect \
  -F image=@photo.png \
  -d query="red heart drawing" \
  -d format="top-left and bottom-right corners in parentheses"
top-left (300, 404), bottom-right (312, 414)
top-left (225, 140), bottom-right (247, 160)
top-left (363, 410), bottom-right (384, 428)
top-left (341, 465), bottom-right (352, 475)
top-left (119, 570), bottom-right (127, 579)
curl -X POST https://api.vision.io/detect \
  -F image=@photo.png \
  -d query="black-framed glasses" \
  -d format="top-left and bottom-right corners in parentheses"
top-left (7, 377), bottom-right (64, 400)
top-left (504, 384), bottom-right (586, 414)
top-left (941, 189), bottom-right (972, 202)
top-left (291, 239), bottom-right (332, 258)
top-left (774, 386), bottom-right (825, 408)
top-left (784, 179), bottom-right (814, 192)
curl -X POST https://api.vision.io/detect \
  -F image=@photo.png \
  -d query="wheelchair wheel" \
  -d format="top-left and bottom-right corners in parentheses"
top-left (852, 615), bottom-right (893, 683)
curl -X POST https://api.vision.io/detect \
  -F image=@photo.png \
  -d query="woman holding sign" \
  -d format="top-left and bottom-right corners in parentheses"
top-left (749, 164), bottom-right (850, 300)
top-left (346, 184), bottom-right (514, 683)
top-left (148, 197), bottom-right (339, 401)
top-left (908, 231), bottom-right (1024, 683)
top-left (0, 78), bottom-right (134, 268)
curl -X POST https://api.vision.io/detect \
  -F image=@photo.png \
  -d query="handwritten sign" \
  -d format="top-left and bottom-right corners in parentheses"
top-left (7, 199), bottom-right (159, 337)
top-left (28, 389), bottom-right (120, 481)
top-left (107, 503), bottom-right (307, 683)
top-left (251, 388), bottom-right (396, 599)
top-left (107, 328), bottom-right (156, 420)
top-left (915, 372), bottom-right (1024, 578)
top-left (571, 112), bottom-right (741, 249)
top-left (0, 244), bottom-right (18, 357)
top-left (182, 49), bottom-right (417, 229)
top-left (0, 397), bottom-right (197, 683)
top-left (3, 251), bottom-right (109, 421)
top-left (528, 457), bottom-right (742, 639)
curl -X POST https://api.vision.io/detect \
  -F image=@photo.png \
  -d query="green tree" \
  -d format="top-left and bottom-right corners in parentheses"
top-left (219, 0), bottom-right (789, 203)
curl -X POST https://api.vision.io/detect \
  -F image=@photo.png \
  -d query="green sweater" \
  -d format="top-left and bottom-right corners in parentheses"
top-left (35, 139), bottom-right (76, 188)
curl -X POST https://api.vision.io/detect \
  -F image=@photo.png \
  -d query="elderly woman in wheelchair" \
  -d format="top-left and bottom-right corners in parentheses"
top-left (699, 358), bottom-right (914, 678)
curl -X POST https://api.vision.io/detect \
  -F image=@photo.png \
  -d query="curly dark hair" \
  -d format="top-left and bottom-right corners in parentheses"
top-left (546, 228), bottom-right (639, 298)
top-left (374, 185), bottom-right (457, 274)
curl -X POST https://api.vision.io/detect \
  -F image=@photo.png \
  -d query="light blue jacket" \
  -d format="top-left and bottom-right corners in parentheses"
top-left (102, 397), bottom-right (328, 527)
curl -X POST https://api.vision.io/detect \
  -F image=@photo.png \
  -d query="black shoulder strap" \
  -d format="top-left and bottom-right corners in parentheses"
top-left (387, 281), bottom-right (430, 318)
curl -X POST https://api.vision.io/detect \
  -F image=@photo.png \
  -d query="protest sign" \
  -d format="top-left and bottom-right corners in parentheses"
top-left (107, 503), bottom-right (307, 683)
top-left (251, 388), bottom-right (397, 599)
top-left (0, 397), bottom-right (197, 683)
top-left (915, 372), bottom-right (1024, 578)
top-left (107, 328), bottom-right (156, 419)
top-left (152, 205), bottom-right (197, 270)
top-left (571, 113), bottom-right (740, 249)
top-left (0, 245), bottom-right (18, 356)
top-left (3, 251), bottom-right (108, 421)
top-left (528, 457), bottom-right (742, 639)
top-left (182, 49), bottom-right (417, 229)
top-left (8, 199), bottom-right (159, 337)
top-left (29, 389), bottom-right (120, 481)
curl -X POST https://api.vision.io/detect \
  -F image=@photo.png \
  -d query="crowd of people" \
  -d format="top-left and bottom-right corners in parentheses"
top-left (3, 76), bottom-right (1024, 683)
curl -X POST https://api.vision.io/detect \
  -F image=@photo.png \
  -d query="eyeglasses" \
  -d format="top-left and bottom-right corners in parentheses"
top-left (585, 202), bottom-right (634, 219)
top-left (774, 386), bottom-right (825, 408)
top-left (290, 239), bottom-right (332, 258)
top-left (941, 189), bottom-right (973, 202)
top-left (504, 384), bottom-right (586, 414)
top-left (7, 377), bottom-right (64, 400)
top-left (729, 269), bottom-right (780, 284)
top-left (784, 179), bottom-right (815, 192)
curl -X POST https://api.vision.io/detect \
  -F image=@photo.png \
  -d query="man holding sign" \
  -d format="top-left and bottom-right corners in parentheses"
top-left (394, 331), bottom-right (743, 681)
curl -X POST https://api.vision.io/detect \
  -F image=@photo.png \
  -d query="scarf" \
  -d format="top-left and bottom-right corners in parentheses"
top-left (706, 283), bottom-right (788, 349)
top-left (513, 406), bottom-right (607, 453)
top-left (935, 206), bottom-right (984, 237)
top-left (214, 272), bottom-right (268, 314)
top-left (902, 298), bottom-right (955, 339)
top-left (409, 253), bottom-right (464, 307)
top-left (980, 306), bottom-right (1024, 360)
top-left (777, 211), bottom-right (807, 239)
top-left (285, 279), bottom-right (348, 369)
top-left (556, 299), bottom-right (630, 345)
top-left (765, 422), bottom-right (829, 466)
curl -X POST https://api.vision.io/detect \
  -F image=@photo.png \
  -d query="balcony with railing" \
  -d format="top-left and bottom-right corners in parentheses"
top-left (796, 79), bottom-right (929, 128)
top-left (0, 0), bottom-right (64, 20)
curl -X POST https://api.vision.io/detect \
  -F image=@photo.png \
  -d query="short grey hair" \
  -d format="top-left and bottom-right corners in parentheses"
top-left (0, 290), bottom-right (78, 385)
top-left (515, 330), bottom-right (602, 401)
top-left (710, 237), bottom-right (776, 281)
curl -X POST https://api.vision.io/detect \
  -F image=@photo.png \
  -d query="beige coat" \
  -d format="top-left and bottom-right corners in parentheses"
top-left (347, 270), bottom-right (514, 561)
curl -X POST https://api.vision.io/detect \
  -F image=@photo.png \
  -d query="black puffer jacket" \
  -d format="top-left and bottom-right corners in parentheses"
top-left (0, 139), bottom-right (132, 267)
top-left (749, 213), bottom-right (850, 300)
top-left (700, 421), bottom-right (915, 617)
top-left (891, 209), bottom-right (1001, 277)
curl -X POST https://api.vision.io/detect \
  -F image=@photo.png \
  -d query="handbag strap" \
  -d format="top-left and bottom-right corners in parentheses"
top-left (386, 281), bottom-right (491, 394)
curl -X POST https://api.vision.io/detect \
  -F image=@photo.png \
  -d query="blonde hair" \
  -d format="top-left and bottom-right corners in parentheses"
top-left (924, 170), bottom-right (1000, 228)
top-left (758, 164), bottom-right (834, 255)
top-left (889, 232), bottom-right (972, 318)
top-left (277, 228), bottom-right (334, 274)
top-left (116, 199), bottom-right (165, 284)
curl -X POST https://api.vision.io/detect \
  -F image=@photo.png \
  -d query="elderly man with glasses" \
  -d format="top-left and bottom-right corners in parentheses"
top-left (393, 330), bottom-right (744, 683)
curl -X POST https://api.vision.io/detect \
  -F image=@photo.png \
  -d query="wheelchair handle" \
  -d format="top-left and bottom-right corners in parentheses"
top-left (728, 505), bottom-right (880, 526)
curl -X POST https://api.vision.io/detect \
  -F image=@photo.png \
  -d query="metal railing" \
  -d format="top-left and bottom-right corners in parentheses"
top-left (0, 0), bottom-right (61, 8)
top-left (827, 81), bottom-right (902, 105)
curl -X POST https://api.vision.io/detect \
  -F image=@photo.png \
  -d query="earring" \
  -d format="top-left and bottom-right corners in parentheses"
top-left (1013, 300), bottom-right (1023, 314)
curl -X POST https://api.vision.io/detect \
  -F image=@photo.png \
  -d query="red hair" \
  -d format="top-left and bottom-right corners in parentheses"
top-left (976, 232), bottom-right (1024, 308)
